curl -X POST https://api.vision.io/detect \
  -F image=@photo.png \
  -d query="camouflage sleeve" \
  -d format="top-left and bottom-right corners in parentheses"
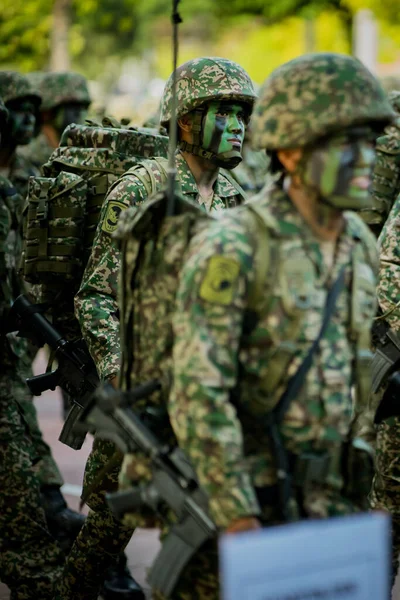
top-left (74, 175), bottom-right (149, 380)
top-left (377, 194), bottom-right (400, 330)
top-left (169, 218), bottom-right (261, 528)
top-left (370, 418), bottom-right (400, 579)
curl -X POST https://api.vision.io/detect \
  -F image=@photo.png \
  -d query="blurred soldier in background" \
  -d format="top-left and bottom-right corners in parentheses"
top-left (0, 70), bottom-right (86, 553)
top-left (0, 95), bottom-right (64, 599)
top-left (0, 71), bottom-right (40, 198)
top-left (20, 71), bottom-right (91, 169)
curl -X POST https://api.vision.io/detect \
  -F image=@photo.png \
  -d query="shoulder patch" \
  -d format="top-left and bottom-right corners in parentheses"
top-left (102, 199), bottom-right (127, 234)
top-left (199, 256), bottom-right (240, 305)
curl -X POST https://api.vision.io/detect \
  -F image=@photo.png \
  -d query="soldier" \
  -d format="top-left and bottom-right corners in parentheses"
top-left (0, 96), bottom-right (64, 599)
top-left (359, 90), bottom-right (400, 236)
top-left (54, 57), bottom-right (256, 600)
top-left (0, 71), bottom-right (40, 198)
top-left (369, 190), bottom-right (400, 580)
top-left (164, 53), bottom-right (392, 597)
top-left (20, 71), bottom-right (91, 169)
top-left (0, 70), bottom-right (85, 553)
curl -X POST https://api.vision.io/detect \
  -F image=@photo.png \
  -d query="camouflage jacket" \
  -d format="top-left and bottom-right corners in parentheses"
top-left (169, 185), bottom-right (378, 527)
top-left (18, 132), bottom-right (54, 172)
top-left (377, 192), bottom-right (400, 330)
top-left (360, 120), bottom-right (400, 236)
top-left (75, 152), bottom-right (245, 380)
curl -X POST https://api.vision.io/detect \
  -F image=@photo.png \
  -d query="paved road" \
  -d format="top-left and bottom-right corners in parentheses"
top-left (1, 350), bottom-right (399, 599)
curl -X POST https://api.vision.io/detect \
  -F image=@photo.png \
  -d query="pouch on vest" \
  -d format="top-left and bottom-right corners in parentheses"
top-left (22, 172), bottom-right (87, 284)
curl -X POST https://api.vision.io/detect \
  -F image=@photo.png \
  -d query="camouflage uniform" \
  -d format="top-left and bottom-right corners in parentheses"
top-left (163, 53), bottom-right (392, 598)
top-left (0, 95), bottom-right (64, 598)
top-left (20, 71), bottom-right (91, 170)
top-left (57, 58), bottom-right (255, 600)
top-left (0, 71), bottom-right (64, 488)
top-left (359, 91), bottom-right (400, 236)
top-left (369, 190), bottom-right (400, 576)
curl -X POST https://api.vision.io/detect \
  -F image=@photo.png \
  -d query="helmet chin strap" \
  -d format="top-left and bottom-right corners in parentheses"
top-left (178, 108), bottom-right (243, 170)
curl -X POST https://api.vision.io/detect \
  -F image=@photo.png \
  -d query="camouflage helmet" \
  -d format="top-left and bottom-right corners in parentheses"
top-left (35, 72), bottom-right (91, 111)
top-left (160, 57), bottom-right (257, 128)
top-left (252, 53), bottom-right (394, 151)
top-left (0, 71), bottom-right (41, 107)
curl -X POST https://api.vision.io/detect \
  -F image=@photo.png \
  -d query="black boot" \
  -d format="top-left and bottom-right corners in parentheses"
top-left (102, 552), bottom-right (145, 600)
top-left (41, 485), bottom-right (86, 552)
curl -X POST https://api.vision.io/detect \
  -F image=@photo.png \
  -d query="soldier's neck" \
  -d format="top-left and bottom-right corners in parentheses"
top-left (42, 125), bottom-right (60, 149)
top-left (287, 179), bottom-right (344, 242)
top-left (180, 151), bottom-right (219, 194)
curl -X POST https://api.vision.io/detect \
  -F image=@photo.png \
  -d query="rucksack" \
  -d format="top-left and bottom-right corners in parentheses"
top-left (115, 191), bottom-right (277, 419)
top-left (20, 119), bottom-right (169, 337)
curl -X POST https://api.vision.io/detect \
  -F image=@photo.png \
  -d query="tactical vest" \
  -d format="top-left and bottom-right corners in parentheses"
top-left (20, 119), bottom-right (169, 334)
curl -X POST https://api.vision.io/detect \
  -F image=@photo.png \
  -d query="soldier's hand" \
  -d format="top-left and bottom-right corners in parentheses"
top-left (225, 517), bottom-right (261, 534)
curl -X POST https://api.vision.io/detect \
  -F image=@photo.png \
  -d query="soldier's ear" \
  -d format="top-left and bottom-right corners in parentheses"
top-left (276, 148), bottom-right (303, 174)
top-left (178, 114), bottom-right (193, 133)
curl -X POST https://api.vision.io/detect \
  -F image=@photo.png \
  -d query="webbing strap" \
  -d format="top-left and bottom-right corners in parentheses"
top-left (28, 206), bottom-right (84, 220)
top-left (32, 261), bottom-right (79, 274)
top-left (27, 225), bottom-right (81, 239)
top-left (374, 162), bottom-right (393, 179)
top-left (273, 265), bottom-right (347, 423)
top-left (25, 244), bottom-right (81, 258)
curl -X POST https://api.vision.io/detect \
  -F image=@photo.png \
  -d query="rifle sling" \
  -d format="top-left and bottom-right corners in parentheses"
top-left (269, 265), bottom-right (347, 520)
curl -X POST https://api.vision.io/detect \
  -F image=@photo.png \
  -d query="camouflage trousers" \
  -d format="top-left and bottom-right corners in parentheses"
top-left (0, 370), bottom-right (64, 599)
top-left (14, 352), bottom-right (64, 488)
top-left (151, 483), bottom-right (364, 600)
top-left (54, 438), bottom-right (134, 600)
top-left (370, 417), bottom-right (400, 580)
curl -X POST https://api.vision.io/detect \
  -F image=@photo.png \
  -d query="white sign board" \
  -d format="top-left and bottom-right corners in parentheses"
top-left (220, 513), bottom-right (390, 600)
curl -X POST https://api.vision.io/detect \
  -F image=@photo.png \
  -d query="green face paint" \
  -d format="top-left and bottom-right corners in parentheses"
top-left (201, 101), bottom-right (248, 168)
top-left (299, 127), bottom-right (377, 211)
top-left (7, 100), bottom-right (36, 146)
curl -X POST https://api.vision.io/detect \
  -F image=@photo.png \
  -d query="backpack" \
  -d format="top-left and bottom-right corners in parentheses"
top-left (20, 119), bottom-right (169, 337)
top-left (115, 191), bottom-right (276, 419)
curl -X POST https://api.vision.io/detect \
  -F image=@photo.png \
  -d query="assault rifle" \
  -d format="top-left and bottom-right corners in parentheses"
top-left (77, 382), bottom-right (217, 598)
top-left (8, 294), bottom-right (99, 449)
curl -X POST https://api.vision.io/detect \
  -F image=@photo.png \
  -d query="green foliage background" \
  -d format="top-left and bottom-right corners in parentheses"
top-left (1, 0), bottom-right (400, 84)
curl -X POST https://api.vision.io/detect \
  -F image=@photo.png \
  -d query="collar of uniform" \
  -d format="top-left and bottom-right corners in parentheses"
top-left (176, 152), bottom-right (239, 198)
